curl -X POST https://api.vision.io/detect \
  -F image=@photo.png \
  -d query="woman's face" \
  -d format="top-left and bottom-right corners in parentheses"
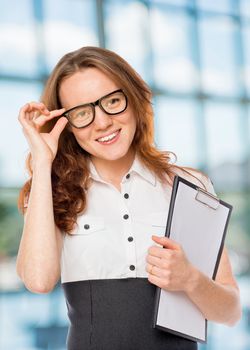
top-left (59, 68), bottom-right (136, 162)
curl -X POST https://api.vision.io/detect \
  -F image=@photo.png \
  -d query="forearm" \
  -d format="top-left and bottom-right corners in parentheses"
top-left (16, 161), bottom-right (60, 293)
top-left (186, 267), bottom-right (242, 326)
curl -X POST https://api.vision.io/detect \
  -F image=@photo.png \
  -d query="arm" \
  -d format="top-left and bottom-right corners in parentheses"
top-left (185, 247), bottom-right (241, 326)
top-left (16, 161), bottom-right (63, 294)
top-left (16, 102), bottom-right (68, 294)
top-left (146, 236), bottom-right (241, 326)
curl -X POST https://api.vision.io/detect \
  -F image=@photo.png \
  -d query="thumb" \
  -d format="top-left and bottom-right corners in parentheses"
top-left (152, 235), bottom-right (180, 250)
top-left (50, 116), bottom-right (68, 139)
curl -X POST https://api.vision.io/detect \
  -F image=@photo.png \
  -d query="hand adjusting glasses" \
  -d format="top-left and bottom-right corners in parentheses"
top-left (62, 89), bottom-right (128, 129)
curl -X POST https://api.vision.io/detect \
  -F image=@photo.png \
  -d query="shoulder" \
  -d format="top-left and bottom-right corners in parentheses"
top-left (171, 165), bottom-right (216, 196)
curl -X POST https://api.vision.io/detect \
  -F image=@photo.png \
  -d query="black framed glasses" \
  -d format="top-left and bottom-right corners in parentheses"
top-left (62, 89), bottom-right (128, 129)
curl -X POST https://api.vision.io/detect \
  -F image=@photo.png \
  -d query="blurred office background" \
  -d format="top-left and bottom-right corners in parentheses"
top-left (0, 0), bottom-right (250, 349)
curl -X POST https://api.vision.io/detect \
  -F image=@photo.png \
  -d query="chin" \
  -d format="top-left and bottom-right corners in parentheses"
top-left (93, 148), bottom-right (132, 162)
top-left (99, 153), bottom-right (127, 162)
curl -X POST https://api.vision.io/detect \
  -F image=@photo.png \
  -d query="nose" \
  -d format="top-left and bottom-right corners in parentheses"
top-left (93, 105), bottom-right (113, 130)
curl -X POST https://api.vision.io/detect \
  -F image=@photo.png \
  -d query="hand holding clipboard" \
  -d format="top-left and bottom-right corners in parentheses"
top-left (152, 175), bottom-right (233, 343)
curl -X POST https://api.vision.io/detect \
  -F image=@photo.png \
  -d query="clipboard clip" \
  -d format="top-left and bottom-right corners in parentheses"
top-left (195, 187), bottom-right (220, 210)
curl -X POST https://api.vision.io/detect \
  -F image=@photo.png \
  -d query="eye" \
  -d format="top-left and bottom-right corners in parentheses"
top-left (71, 107), bottom-right (92, 120)
top-left (76, 110), bottom-right (87, 118)
top-left (105, 97), bottom-right (121, 108)
top-left (109, 97), bottom-right (120, 104)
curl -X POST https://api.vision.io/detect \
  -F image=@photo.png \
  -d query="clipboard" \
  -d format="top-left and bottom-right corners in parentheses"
top-left (152, 175), bottom-right (233, 343)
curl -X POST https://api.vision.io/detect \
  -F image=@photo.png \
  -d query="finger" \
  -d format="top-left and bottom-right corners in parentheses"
top-left (47, 108), bottom-right (65, 118)
top-left (31, 106), bottom-right (64, 121)
top-left (148, 273), bottom-right (165, 289)
top-left (36, 102), bottom-right (50, 115)
top-left (146, 254), bottom-right (164, 268)
top-left (39, 103), bottom-right (50, 114)
top-left (152, 235), bottom-right (181, 251)
top-left (18, 102), bottom-right (49, 126)
top-left (146, 263), bottom-right (166, 279)
top-left (37, 108), bottom-right (65, 122)
top-left (25, 103), bottom-right (49, 120)
top-left (18, 103), bottom-right (36, 128)
top-left (18, 103), bottom-right (32, 121)
top-left (146, 263), bottom-right (152, 274)
top-left (27, 101), bottom-right (50, 113)
top-left (148, 244), bottom-right (170, 258)
top-left (50, 116), bottom-right (68, 139)
top-left (33, 108), bottom-right (66, 128)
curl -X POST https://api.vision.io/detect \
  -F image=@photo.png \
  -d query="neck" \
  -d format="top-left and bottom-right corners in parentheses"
top-left (91, 148), bottom-right (136, 185)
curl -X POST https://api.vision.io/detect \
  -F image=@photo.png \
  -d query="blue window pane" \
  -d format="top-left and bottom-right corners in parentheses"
top-left (204, 102), bottom-right (243, 189)
top-left (151, 7), bottom-right (198, 92)
top-left (1, 288), bottom-right (68, 349)
top-left (154, 97), bottom-right (198, 166)
top-left (242, 25), bottom-right (250, 97)
top-left (241, 0), bottom-right (250, 17)
top-left (199, 17), bottom-right (240, 97)
top-left (43, 0), bottom-right (98, 71)
top-left (0, 0), bottom-right (37, 77)
top-left (150, 0), bottom-right (189, 5)
top-left (104, 0), bottom-right (151, 83)
top-left (0, 82), bottom-right (42, 187)
top-left (249, 106), bottom-right (250, 130)
top-left (197, 0), bottom-right (233, 13)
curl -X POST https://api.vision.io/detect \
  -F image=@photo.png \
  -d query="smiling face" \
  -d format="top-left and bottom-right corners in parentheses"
top-left (59, 68), bottom-right (137, 167)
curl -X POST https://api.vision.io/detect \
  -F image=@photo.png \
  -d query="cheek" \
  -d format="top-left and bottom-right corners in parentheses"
top-left (124, 112), bottom-right (137, 134)
top-left (71, 129), bottom-right (92, 148)
top-left (132, 117), bottom-right (137, 132)
top-left (130, 117), bottom-right (137, 139)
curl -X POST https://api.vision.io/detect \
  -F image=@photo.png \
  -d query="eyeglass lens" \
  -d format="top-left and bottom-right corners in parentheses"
top-left (67, 90), bottom-right (126, 128)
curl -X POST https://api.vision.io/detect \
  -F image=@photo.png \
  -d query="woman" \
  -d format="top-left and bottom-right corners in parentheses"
top-left (16, 46), bottom-right (241, 350)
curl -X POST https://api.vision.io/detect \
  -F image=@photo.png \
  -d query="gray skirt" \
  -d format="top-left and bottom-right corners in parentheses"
top-left (62, 278), bottom-right (198, 350)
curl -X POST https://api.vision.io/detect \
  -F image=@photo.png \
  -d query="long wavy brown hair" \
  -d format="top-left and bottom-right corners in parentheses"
top-left (18, 46), bottom-right (207, 234)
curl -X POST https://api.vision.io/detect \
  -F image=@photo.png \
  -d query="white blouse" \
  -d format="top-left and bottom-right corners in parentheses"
top-left (60, 155), bottom-right (216, 284)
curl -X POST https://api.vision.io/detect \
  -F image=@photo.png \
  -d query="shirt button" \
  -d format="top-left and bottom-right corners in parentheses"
top-left (128, 236), bottom-right (133, 242)
top-left (126, 173), bottom-right (130, 179)
top-left (123, 214), bottom-right (129, 220)
top-left (84, 224), bottom-right (90, 230)
top-left (129, 265), bottom-right (135, 271)
top-left (124, 193), bottom-right (129, 199)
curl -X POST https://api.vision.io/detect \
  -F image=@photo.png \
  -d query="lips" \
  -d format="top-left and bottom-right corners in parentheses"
top-left (96, 129), bottom-right (121, 143)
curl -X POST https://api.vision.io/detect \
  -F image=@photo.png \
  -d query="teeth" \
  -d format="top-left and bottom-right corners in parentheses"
top-left (97, 131), bottom-right (119, 142)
